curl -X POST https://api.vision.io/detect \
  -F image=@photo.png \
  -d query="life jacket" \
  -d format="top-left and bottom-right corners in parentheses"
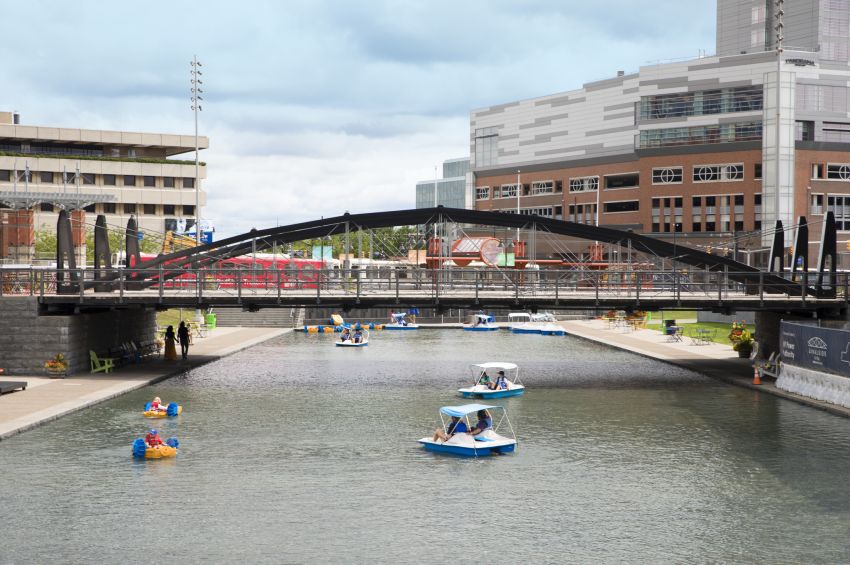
top-left (146, 433), bottom-right (163, 446)
top-left (151, 401), bottom-right (165, 411)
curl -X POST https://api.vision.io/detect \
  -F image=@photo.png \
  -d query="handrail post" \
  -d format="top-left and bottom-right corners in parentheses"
top-left (475, 270), bottom-right (479, 304)
top-left (119, 271), bottom-right (124, 304)
top-left (717, 271), bottom-right (723, 304)
top-left (801, 271), bottom-right (808, 306)
top-left (159, 263), bottom-right (164, 302)
top-left (237, 270), bottom-right (242, 302)
top-left (595, 271), bottom-right (599, 306)
top-left (356, 270), bottom-right (361, 304)
top-left (554, 271), bottom-right (559, 305)
top-left (845, 272), bottom-right (849, 304)
top-left (759, 271), bottom-right (764, 306)
top-left (79, 268), bottom-right (85, 301)
top-left (29, 267), bottom-right (34, 296)
top-left (515, 270), bottom-right (519, 303)
top-left (316, 268), bottom-right (321, 304)
top-left (40, 270), bottom-right (45, 297)
top-left (198, 268), bottom-right (203, 304)
top-left (395, 267), bottom-right (400, 304)
top-left (277, 268), bottom-right (281, 304)
top-left (636, 272), bottom-right (641, 307)
top-left (435, 268), bottom-right (440, 304)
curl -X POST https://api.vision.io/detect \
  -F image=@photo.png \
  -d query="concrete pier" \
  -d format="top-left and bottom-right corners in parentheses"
top-left (0, 326), bottom-right (289, 440)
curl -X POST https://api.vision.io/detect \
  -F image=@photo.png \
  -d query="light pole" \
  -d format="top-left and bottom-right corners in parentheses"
top-left (190, 56), bottom-right (203, 246)
top-left (516, 169), bottom-right (521, 245)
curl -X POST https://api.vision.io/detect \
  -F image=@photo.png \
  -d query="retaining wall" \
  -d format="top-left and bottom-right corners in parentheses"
top-left (0, 298), bottom-right (156, 375)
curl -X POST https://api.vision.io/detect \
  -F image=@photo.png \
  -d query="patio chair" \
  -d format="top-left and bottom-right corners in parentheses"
top-left (90, 350), bottom-right (116, 374)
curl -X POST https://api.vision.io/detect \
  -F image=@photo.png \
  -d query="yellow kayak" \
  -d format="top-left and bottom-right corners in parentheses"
top-left (142, 402), bottom-right (182, 418)
top-left (132, 438), bottom-right (179, 459)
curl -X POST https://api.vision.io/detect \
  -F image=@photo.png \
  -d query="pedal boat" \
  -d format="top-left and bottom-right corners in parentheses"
top-left (418, 404), bottom-right (517, 457)
top-left (142, 402), bottom-right (183, 418)
top-left (132, 437), bottom-right (179, 459)
top-left (463, 313), bottom-right (500, 331)
top-left (384, 312), bottom-right (418, 330)
top-left (336, 327), bottom-right (369, 347)
top-left (458, 362), bottom-right (525, 398)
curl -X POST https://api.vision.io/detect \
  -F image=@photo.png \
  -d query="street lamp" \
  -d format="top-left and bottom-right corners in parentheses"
top-left (190, 56), bottom-right (203, 246)
top-left (516, 169), bottom-right (521, 245)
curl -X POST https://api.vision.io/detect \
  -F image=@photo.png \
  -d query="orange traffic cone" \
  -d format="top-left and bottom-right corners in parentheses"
top-left (752, 367), bottom-right (762, 386)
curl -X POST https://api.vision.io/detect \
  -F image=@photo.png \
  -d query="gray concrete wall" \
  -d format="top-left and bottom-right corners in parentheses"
top-left (698, 311), bottom-right (756, 324)
top-left (0, 298), bottom-right (157, 375)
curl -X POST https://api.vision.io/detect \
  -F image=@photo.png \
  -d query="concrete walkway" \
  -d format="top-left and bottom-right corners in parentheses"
top-left (0, 327), bottom-right (290, 440)
top-left (560, 319), bottom-right (850, 418)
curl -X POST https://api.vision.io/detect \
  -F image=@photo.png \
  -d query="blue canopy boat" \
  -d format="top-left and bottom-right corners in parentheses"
top-left (418, 404), bottom-right (517, 457)
top-left (463, 313), bottom-right (500, 331)
top-left (457, 362), bottom-right (525, 398)
top-left (385, 312), bottom-right (419, 330)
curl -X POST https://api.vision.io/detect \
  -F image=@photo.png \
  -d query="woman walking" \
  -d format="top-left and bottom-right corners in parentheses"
top-left (163, 326), bottom-right (178, 361)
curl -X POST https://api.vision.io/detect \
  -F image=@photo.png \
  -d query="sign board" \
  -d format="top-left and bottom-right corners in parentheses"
top-left (496, 252), bottom-right (515, 267)
top-left (312, 245), bottom-right (333, 260)
top-left (780, 321), bottom-right (850, 377)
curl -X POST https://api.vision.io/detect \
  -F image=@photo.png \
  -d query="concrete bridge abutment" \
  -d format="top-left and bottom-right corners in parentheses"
top-left (0, 298), bottom-right (156, 375)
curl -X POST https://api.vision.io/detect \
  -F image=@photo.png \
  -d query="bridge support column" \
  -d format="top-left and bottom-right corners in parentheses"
top-left (70, 209), bottom-right (86, 268)
top-left (754, 310), bottom-right (816, 363)
top-left (0, 209), bottom-right (34, 263)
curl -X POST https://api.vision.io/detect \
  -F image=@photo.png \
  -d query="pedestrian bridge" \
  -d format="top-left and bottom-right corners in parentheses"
top-left (6, 206), bottom-right (847, 315)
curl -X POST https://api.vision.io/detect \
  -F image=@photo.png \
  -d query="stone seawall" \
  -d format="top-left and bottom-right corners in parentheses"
top-left (0, 298), bottom-right (156, 375)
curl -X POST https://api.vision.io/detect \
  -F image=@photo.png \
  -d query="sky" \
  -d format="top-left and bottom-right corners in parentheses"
top-left (1, 0), bottom-right (715, 237)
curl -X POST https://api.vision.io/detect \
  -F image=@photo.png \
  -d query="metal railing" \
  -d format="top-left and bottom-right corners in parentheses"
top-left (2, 266), bottom-right (847, 307)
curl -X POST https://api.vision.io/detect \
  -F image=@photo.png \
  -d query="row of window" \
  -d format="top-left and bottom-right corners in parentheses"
top-left (0, 170), bottom-right (195, 188)
top-left (639, 86), bottom-right (763, 121)
top-left (639, 121), bottom-right (762, 149)
top-left (37, 203), bottom-right (195, 216)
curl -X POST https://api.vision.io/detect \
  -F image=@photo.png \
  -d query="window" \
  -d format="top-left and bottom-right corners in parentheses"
top-left (823, 122), bottom-right (850, 143)
top-left (705, 222), bottom-right (716, 232)
top-left (39, 171), bottom-right (53, 183)
top-left (518, 206), bottom-right (556, 218)
top-left (124, 175), bottom-right (136, 187)
top-left (143, 204), bottom-right (156, 215)
top-left (531, 181), bottom-right (554, 195)
top-left (639, 86), bottom-right (763, 120)
top-left (103, 174), bottom-right (117, 186)
top-left (104, 203), bottom-right (116, 214)
top-left (693, 164), bottom-right (744, 182)
top-left (81, 173), bottom-right (95, 185)
top-left (163, 204), bottom-right (176, 215)
top-left (734, 194), bottom-right (744, 206)
top-left (0, 170), bottom-right (9, 181)
top-left (692, 222), bottom-right (702, 232)
top-left (751, 28), bottom-right (765, 47)
top-left (83, 204), bottom-right (96, 213)
top-left (143, 176), bottom-right (155, 187)
top-left (17, 169), bottom-right (32, 182)
top-left (62, 171), bottom-right (75, 184)
top-left (826, 164), bottom-right (850, 180)
top-left (651, 167), bottom-right (682, 184)
top-left (734, 221), bottom-right (744, 232)
top-left (183, 177), bottom-right (195, 189)
top-left (474, 127), bottom-right (498, 167)
top-left (475, 186), bottom-right (490, 200)
top-left (499, 184), bottom-right (518, 198)
top-left (604, 173), bottom-right (639, 189)
top-left (754, 163), bottom-right (762, 179)
top-left (811, 194), bottom-right (824, 214)
top-left (639, 121), bottom-right (762, 148)
top-left (692, 196), bottom-right (702, 207)
top-left (39, 203), bottom-right (54, 212)
top-left (604, 200), bottom-right (639, 213)
top-left (183, 205), bottom-right (195, 216)
top-left (569, 176), bottom-right (599, 192)
top-left (163, 177), bottom-right (175, 188)
top-left (796, 121), bottom-right (815, 141)
top-left (124, 203), bottom-right (137, 214)
top-left (651, 223), bottom-right (660, 232)
top-left (674, 197), bottom-right (683, 208)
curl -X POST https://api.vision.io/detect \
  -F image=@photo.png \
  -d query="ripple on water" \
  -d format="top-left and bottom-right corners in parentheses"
top-left (2, 331), bottom-right (850, 563)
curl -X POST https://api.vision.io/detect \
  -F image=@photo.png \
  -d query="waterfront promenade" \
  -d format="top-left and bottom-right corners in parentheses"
top-left (0, 326), bottom-right (290, 440)
top-left (560, 319), bottom-right (850, 418)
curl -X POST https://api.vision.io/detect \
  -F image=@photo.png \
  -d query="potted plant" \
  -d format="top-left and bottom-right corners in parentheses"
top-left (44, 353), bottom-right (68, 377)
top-left (733, 330), bottom-right (755, 358)
top-left (728, 321), bottom-right (746, 343)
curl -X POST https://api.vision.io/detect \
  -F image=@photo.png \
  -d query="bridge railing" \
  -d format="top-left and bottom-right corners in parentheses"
top-left (2, 266), bottom-right (848, 305)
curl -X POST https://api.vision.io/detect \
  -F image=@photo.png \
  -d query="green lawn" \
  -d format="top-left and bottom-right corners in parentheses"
top-left (648, 321), bottom-right (751, 346)
top-left (156, 309), bottom-right (203, 329)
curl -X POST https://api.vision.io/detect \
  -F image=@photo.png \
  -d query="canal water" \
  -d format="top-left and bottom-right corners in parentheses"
top-left (3, 330), bottom-right (850, 563)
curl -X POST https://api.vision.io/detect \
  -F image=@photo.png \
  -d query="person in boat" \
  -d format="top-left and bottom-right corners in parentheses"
top-left (150, 396), bottom-right (167, 413)
top-left (432, 415), bottom-right (468, 442)
top-left (353, 328), bottom-right (363, 343)
top-left (477, 370), bottom-right (492, 388)
top-left (493, 370), bottom-right (509, 390)
top-left (340, 328), bottom-right (351, 342)
top-left (469, 409), bottom-right (493, 437)
top-left (145, 428), bottom-right (165, 448)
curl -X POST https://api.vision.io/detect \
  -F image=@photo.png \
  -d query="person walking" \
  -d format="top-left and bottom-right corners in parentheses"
top-left (177, 321), bottom-right (191, 360)
top-left (163, 326), bottom-right (177, 361)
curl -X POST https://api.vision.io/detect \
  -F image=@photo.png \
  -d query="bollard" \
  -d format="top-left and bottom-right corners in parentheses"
top-left (753, 366), bottom-right (761, 386)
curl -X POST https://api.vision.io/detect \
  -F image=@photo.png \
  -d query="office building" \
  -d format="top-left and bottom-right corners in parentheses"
top-left (470, 0), bottom-right (850, 262)
top-left (0, 111), bottom-right (208, 260)
top-left (415, 157), bottom-right (473, 209)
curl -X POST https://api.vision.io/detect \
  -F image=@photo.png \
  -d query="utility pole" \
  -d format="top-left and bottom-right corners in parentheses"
top-left (190, 55), bottom-right (203, 245)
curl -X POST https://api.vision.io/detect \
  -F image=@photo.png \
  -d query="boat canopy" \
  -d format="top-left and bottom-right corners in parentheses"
top-left (508, 313), bottom-right (531, 321)
top-left (472, 362), bottom-right (518, 371)
top-left (474, 313), bottom-right (490, 321)
top-left (392, 312), bottom-right (407, 320)
top-left (440, 404), bottom-right (499, 417)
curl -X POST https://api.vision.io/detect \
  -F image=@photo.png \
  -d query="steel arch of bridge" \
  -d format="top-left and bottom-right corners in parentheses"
top-left (94, 207), bottom-right (829, 297)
